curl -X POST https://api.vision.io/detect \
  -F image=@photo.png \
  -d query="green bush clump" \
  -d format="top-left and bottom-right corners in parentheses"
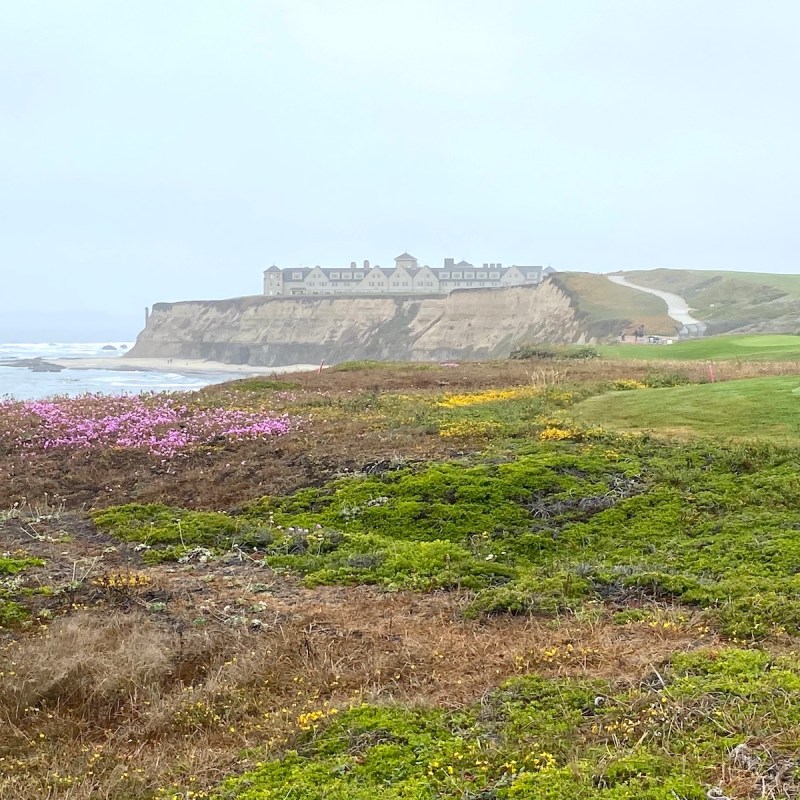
top-left (506, 767), bottom-right (706, 799)
top-left (223, 378), bottom-right (301, 392)
top-left (252, 452), bottom-right (634, 544)
top-left (465, 570), bottom-right (591, 617)
top-left (92, 503), bottom-right (273, 557)
top-left (94, 437), bottom-right (800, 637)
top-left (211, 666), bottom-right (723, 800)
top-left (0, 599), bottom-right (30, 628)
top-left (0, 555), bottom-right (44, 575)
top-left (272, 534), bottom-right (514, 591)
top-left (510, 345), bottom-right (558, 360)
top-left (642, 371), bottom-right (691, 388)
top-left (509, 345), bottom-right (600, 360)
top-left (561, 346), bottom-right (601, 360)
top-left (204, 644), bottom-right (795, 795)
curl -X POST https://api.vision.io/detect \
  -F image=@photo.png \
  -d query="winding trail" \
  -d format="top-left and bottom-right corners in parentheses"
top-left (607, 274), bottom-right (706, 329)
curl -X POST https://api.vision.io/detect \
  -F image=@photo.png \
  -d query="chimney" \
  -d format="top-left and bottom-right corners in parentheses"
top-left (483, 263), bottom-right (488, 268)
top-left (444, 257), bottom-right (454, 268)
top-left (350, 261), bottom-right (357, 268)
top-left (363, 260), bottom-right (369, 269)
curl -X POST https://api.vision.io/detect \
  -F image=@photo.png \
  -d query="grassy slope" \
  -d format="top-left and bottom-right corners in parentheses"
top-left (619, 268), bottom-right (800, 334)
top-left (623, 268), bottom-right (800, 299)
top-left (552, 272), bottom-right (677, 337)
top-left (600, 333), bottom-right (800, 361)
top-left (578, 375), bottom-right (800, 441)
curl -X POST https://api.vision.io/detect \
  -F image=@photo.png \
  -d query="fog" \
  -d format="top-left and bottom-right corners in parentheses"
top-left (2, 1), bottom-right (798, 340)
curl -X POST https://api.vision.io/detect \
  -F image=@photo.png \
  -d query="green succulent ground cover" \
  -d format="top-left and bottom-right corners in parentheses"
top-left (212, 648), bottom-right (800, 799)
top-left (88, 373), bottom-right (800, 797)
top-left (94, 435), bottom-right (800, 639)
top-left (0, 554), bottom-right (44, 628)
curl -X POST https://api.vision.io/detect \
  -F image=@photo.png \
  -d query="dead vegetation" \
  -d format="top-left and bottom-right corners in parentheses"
top-left (1, 358), bottom-right (798, 513)
top-left (4, 358), bottom-right (800, 798)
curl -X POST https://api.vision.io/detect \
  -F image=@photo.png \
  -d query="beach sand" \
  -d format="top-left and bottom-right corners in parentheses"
top-left (50, 357), bottom-right (321, 376)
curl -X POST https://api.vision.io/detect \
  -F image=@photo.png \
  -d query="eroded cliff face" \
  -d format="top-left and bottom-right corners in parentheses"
top-left (127, 281), bottom-right (585, 366)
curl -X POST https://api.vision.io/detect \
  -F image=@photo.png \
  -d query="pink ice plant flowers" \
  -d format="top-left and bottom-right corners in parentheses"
top-left (1, 394), bottom-right (292, 456)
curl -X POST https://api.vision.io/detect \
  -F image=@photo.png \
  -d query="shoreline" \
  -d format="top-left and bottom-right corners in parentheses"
top-left (2, 356), bottom-right (321, 377)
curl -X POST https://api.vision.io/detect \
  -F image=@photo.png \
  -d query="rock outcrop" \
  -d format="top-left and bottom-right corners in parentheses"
top-left (127, 281), bottom-right (586, 366)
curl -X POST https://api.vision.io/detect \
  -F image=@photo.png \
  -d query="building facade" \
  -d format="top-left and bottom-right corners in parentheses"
top-left (263, 253), bottom-right (549, 296)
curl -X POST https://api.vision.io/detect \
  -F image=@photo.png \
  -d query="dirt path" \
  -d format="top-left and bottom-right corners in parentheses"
top-left (607, 274), bottom-right (706, 328)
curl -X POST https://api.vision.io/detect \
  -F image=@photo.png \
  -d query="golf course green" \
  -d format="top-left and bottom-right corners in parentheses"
top-left (600, 333), bottom-right (800, 361)
top-left (579, 374), bottom-right (800, 441)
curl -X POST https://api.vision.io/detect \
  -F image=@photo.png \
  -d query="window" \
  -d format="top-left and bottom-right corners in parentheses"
top-left (452, 272), bottom-right (462, 279)
top-left (465, 272), bottom-right (475, 279)
top-left (341, 272), bottom-right (351, 280)
top-left (440, 272), bottom-right (450, 279)
top-left (292, 272), bottom-right (303, 280)
top-left (526, 275), bottom-right (538, 281)
top-left (290, 288), bottom-right (305, 295)
top-left (329, 272), bottom-right (340, 279)
top-left (353, 272), bottom-right (364, 279)
top-left (489, 272), bottom-right (500, 279)
top-left (477, 271), bottom-right (487, 279)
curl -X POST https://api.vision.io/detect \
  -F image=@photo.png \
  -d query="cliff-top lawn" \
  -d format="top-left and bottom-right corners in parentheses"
top-left (6, 353), bottom-right (800, 798)
top-left (600, 333), bottom-right (800, 361)
top-left (577, 375), bottom-right (800, 442)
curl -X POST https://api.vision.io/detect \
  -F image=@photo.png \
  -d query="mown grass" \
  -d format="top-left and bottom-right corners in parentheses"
top-left (600, 333), bottom-right (800, 362)
top-left (578, 375), bottom-right (800, 442)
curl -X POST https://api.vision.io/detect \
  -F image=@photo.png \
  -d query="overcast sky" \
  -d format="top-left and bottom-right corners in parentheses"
top-left (2, 1), bottom-right (799, 340)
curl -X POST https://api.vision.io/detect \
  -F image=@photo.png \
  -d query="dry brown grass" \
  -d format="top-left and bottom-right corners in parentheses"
top-left (3, 357), bottom-right (800, 513)
top-left (3, 358), bottom-right (800, 797)
top-left (0, 590), bottom-right (718, 800)
top-left (0, 513), bottom-right (723, 799)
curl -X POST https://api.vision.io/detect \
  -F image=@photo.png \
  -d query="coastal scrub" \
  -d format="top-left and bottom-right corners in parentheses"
top-left (0, 394), bottom-right (293, 457)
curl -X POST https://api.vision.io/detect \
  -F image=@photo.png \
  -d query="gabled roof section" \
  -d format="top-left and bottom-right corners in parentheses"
top-left (455, 260), bottom-right (473, 268)
top-left (264, 265), bottom-right (281, 273)
top-left (394, 252), bottom-right (417, 261)
top-left (513, 265), bottom-right (544, 274)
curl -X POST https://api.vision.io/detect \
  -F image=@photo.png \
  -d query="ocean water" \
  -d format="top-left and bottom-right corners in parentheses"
top-left (0, 343), bottom-right (236, 400)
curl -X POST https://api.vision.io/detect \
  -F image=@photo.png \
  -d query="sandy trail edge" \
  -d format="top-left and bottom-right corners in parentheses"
top-left (47, 358), bottom-right (321, 376)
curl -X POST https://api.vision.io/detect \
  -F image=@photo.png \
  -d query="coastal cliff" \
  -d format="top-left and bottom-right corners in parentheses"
top-left (127, 281), bottom-right (588, 366)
